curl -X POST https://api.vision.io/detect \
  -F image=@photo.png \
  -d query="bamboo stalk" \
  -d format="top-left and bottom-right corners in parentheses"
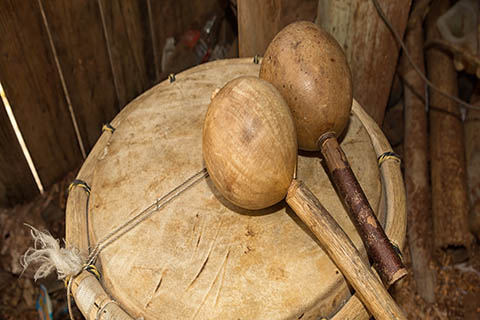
top-left (400, 0), bottom-right (436, 303)
top-left (426, 0), bottom-right (472, 251)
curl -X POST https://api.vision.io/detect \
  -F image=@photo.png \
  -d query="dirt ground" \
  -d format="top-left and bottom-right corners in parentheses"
top-left (392, 240), bottom-right (480, 319)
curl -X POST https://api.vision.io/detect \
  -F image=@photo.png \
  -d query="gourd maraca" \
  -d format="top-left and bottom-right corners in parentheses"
top-left (203, 76), bottom-right (406, 320)
top-left (260, 21), bottom-right (406, 286)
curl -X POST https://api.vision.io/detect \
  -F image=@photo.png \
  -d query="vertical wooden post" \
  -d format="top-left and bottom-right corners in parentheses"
top-left (238, 0), bottom-right (282, 57)
top-left (426, 0), bottom-right (472, 250)
top-left (316, 0), bottom-right (411, 124)
top-left (237, 0), bottom-right (317, 57)
top-left (401, 0), bottom-right (436, 303)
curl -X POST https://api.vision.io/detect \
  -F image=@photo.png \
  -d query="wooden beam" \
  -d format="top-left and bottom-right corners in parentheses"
top-left (0, 97), bottom-right (38, 206)
top-left (0, 0), bottom-right (82, 188)
top-left (41, 0), bottom-right (120, 152)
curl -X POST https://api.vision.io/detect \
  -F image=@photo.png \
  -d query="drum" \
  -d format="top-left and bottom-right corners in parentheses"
top-left (66, 58), bottom-right (406, 320)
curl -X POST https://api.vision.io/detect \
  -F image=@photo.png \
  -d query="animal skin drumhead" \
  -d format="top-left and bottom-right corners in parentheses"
top-left (70, 59), bottom-right (382, 320)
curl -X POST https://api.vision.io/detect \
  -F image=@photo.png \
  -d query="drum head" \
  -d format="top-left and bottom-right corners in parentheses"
top-left (84, 59), bottom-right (382, 319)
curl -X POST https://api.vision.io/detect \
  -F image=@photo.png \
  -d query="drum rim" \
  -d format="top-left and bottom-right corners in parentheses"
top-left (65, 58), bottom-right (406, 320)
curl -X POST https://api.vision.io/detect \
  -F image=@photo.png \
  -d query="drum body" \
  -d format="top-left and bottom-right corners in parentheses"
top-left (66, 58), bottom-right (405, 320)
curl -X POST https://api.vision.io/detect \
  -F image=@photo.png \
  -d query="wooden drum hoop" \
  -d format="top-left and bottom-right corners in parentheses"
top-left (66, 58), bottom-right (406, 320)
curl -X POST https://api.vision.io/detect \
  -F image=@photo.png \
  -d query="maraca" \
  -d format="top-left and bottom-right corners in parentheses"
top-left (203, 76), bottom-right (406, 320)
top-left (260, 21), bottom-right (406, 286)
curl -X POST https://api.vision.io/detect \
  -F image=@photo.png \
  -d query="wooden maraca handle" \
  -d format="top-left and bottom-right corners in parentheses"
top-left (318, 133), bottom-right (407, 286)
top-left (286, 180), bottom-right (406, 320)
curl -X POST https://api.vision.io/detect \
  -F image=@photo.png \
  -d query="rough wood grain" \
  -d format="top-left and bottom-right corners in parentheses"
top-left (0, 97), bottom-right (38, 206)
top-left (0, 0), bottom-right (82, 188)
top-left (426, 0), bottom-right (472, 250)
top-left (41, 0), bottom-right (120, 152)
top-left (99, 0), bottom-right (155, 107)
top-left (287, 180), bottom-right (406, 320)
top-left (401, 0), bottom-right (436, 303)
top-left (237, 0), bottom-right (318, 57)
top-left (316, 0), bottom-right (412, 124)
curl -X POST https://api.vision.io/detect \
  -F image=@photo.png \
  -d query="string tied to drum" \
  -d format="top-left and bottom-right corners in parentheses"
top-left (378, 151), bottom-right (401, 167)
top-left (21, 168), bottom-right (209, 320)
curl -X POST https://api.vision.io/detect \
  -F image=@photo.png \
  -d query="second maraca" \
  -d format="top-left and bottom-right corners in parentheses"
top-left (260, 21), bottom-right (406, 286)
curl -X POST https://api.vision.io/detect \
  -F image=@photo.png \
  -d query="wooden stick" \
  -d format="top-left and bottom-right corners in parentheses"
top-left (400, 0), bottom-right (436, 303)
top-left (330, 100), bottom-right (407, 320)
top-left (318, 133), bottom-right (407, 286)
top-left (286, 180), bottom-right (406, 320)
top-left (426, 0), bottom-right (472, 251)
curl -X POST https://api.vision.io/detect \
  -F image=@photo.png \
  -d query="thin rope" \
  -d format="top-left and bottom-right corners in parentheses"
top-left (67, 277), bottom-right (75, 320)
top-left (371, 0), bottom-right (480, 111)
top-left (86, 168), bottom-right (208, 266)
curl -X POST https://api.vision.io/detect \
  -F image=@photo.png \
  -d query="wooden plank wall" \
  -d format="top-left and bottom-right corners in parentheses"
top-left (41, 0), bottom-right (120, 151)
top-left (0, 98), bottom-right (38, 207)
top-left (99, 0), bottom-right (155, 107)
top-left (0, 0), bottom-right (83, 190)
top-left (0, 0), bottom-right (218, 207)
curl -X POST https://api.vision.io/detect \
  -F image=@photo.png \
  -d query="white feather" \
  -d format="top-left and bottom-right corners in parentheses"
top-left (21, 225), bottom-right (85, 281)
